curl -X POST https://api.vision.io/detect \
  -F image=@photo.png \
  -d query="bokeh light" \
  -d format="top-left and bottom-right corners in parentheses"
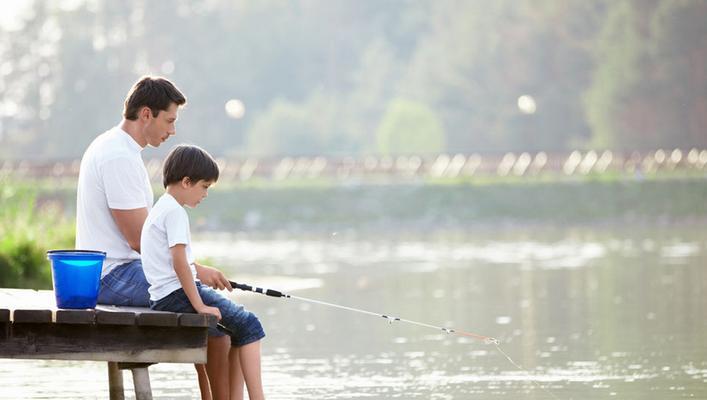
top-left (225, 99), bottom-right (245, 119)
top-left (517, 95), bottom-right (537, 114)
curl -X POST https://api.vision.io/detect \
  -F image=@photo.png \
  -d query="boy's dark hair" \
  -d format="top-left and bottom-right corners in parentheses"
top-left (123, 76), bottom-right (186, 120)
top-left (163, 145), bottom-right (219, 188)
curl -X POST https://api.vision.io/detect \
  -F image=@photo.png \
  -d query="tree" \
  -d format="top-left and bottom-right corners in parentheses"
top-left (245, 90), bottom-right (357, 156)
top-left (400, 0), bottom-right (601, 153)
top-left (585, 0), bottom-right (707, 150)
top-left (376, 98), bottom-right (446, 155)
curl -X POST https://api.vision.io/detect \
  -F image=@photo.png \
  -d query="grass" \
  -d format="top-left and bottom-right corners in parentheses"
top-left (0, 182), bottom-right (75, 289)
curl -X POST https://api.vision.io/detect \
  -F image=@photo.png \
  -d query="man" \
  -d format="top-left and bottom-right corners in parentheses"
top-left (76, 76), bottom-right (237, 399)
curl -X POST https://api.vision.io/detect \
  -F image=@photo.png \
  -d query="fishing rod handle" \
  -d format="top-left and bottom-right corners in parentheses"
top-left (217, 323), bottom-right (233, 335)
top-left (229, 280), bottom-right (286, 298)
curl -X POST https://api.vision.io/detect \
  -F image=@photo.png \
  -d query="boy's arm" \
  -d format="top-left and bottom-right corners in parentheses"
top-left (170, 244), bottom-right (221, 319)
top-left (194, 262), bottom-right (233, 291)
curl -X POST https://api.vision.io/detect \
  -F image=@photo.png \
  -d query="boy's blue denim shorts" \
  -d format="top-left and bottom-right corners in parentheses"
top-left (150, 283), bottom-right (265, 347)
top-left (97, 260), bottom-right (151, 307)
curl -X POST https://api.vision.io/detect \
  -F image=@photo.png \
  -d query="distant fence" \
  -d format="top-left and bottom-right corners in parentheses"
top-left (2, 148), bottom-right (706, 183)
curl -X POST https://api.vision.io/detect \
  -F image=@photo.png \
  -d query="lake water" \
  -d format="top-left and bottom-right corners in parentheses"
top-left (1, 226), bottom-right (705, 399)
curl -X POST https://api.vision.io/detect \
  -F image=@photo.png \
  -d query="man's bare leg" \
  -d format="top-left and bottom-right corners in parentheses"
top-left (195, 364), bottom-right (211, 400)
top-left (206, 335), bottom-right (230, 400)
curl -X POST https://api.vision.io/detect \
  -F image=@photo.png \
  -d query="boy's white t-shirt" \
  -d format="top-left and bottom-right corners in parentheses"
top-left (75, 125), bottom-right (153, 277)
top-left (141, 193), bottom-right (197, 301)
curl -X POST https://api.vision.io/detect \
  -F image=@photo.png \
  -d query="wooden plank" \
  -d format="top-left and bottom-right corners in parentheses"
top-left (97, 305), bottom-right (164, 315)
top-left (137, 312), bottom-right (178, 327)
top-left (96, 311), bottom-right (136, 326)
top-left (0, 311), bottom-right (8, 341)
top-left (56, 309), bottom-right (96, 324)
top-left (0, 348), bottom-right (207, 364)
top-left (0, 324), bottom-right (207, 363)
top-left (97, 305), bottom-right (183, 327)
top-left (178, 313), bottom-right (209, 328)
top-left (13, 309), bottom-right (52, 323)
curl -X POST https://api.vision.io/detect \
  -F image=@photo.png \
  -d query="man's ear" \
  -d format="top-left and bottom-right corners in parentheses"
top-left (139, 106), bottom-right (152, 121)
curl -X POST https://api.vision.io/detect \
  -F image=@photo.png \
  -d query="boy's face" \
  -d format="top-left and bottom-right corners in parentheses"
top-left (183, 179), bottom-right (214, 208)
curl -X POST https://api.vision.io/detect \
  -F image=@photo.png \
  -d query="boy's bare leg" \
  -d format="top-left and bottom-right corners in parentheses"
top-left (206, 335), bottom-right (231, 400)
top-left (195, 364), bottom-right (212, 400)
top-left (229, 347), bottom-right (245, 400)
top-left (239, 340), bottom-right (265, 400)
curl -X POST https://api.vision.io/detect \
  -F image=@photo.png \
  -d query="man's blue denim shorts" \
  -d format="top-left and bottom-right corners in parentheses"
top-left (98, 259), bottom-right (151, 307)
top-left (150, 283), bottom-right (266, 347)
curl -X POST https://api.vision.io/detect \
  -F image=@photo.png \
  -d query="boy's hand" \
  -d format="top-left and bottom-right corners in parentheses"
top-left (196, 304), bottom-right (222, 320)
top-left (195, 264), bottom-right (233, 291)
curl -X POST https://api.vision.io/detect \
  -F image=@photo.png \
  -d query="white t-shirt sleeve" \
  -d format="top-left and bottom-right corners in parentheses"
top-left (163, 208), bottom-right (190, 248)
top-left (102, 156), bottom-right (149, 210)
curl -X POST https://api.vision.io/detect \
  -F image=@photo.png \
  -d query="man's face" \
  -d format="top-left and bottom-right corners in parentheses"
top-left (144, 102), bottom-right (179, 148)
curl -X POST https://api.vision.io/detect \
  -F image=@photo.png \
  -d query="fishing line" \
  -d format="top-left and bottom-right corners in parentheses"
top-left (493, 343), bottom-right (562, 400)
top-left (227, 280), bottom-right (497, 344)
top-left (228, 280), bottom-right (561, 399)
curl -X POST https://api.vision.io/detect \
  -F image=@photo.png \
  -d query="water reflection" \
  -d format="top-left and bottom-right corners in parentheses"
top-left (216, 227), bottom-right (706, 399)
top-left (0, 227), bottom-right (705, 399)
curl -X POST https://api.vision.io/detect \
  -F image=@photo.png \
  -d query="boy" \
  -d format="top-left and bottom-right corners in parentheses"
top-left (141, 144), bottom-right (266, 400)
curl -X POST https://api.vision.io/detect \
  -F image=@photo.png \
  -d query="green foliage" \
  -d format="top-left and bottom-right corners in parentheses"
top-left (585, 1), bottom-right (643, 149)
top-left (0, 184), bottom-right (75, 289)
top-left (585, 0), bottom-right (707, 150)
top-left (400, 0), bottom-right (601, 152)
top-left (246, 91), bottom-right (357, 156)
top-left (0, 0), bottom-right (705, 158)
top-left (376, 98), bottom-right (446, 155)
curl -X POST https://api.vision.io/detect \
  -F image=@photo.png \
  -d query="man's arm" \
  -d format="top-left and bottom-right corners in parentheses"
top-left (110, 207), bottom-right (148, 253)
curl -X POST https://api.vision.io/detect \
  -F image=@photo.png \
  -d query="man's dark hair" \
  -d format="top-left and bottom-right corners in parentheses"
top-left (123, 76), bottom-right (186, 120)
top-left (163, 145), bottom-right (219, 188)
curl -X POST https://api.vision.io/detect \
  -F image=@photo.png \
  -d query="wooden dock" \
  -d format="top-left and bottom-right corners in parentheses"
top-left (0, 288), bottom-right (214, 399)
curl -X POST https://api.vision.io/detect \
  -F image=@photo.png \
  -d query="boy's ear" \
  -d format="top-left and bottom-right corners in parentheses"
top-left (181, 177), bottom-right (192, 187)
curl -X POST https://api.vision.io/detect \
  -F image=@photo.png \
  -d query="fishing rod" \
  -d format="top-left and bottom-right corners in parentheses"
top-left (226, 281), bottom-right (564, 400)
top-left (228, 280), bottom-right (498, 345)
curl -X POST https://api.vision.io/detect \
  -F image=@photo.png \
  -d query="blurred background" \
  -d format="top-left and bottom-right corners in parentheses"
top-left (1, 1), bottom-right (706, 399)
top-left (1, 0), bottom-right (706, 160)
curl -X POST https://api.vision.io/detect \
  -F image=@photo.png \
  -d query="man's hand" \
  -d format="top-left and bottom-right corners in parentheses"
top-left (195, 264), bottom-right (233, 291)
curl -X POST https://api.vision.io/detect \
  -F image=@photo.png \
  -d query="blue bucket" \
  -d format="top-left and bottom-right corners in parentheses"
top-left (47, 250), bottom-right (105, 309)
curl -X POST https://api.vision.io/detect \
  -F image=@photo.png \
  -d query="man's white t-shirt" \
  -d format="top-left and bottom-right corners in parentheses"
top-left (75, 125), bottom-right (153, 277)
top-left (141, 193), bottom-right (197, 302)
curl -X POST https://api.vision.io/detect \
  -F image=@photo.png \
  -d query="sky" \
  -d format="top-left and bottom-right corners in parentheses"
top-left (0, 1), bottom-right (31, 31)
